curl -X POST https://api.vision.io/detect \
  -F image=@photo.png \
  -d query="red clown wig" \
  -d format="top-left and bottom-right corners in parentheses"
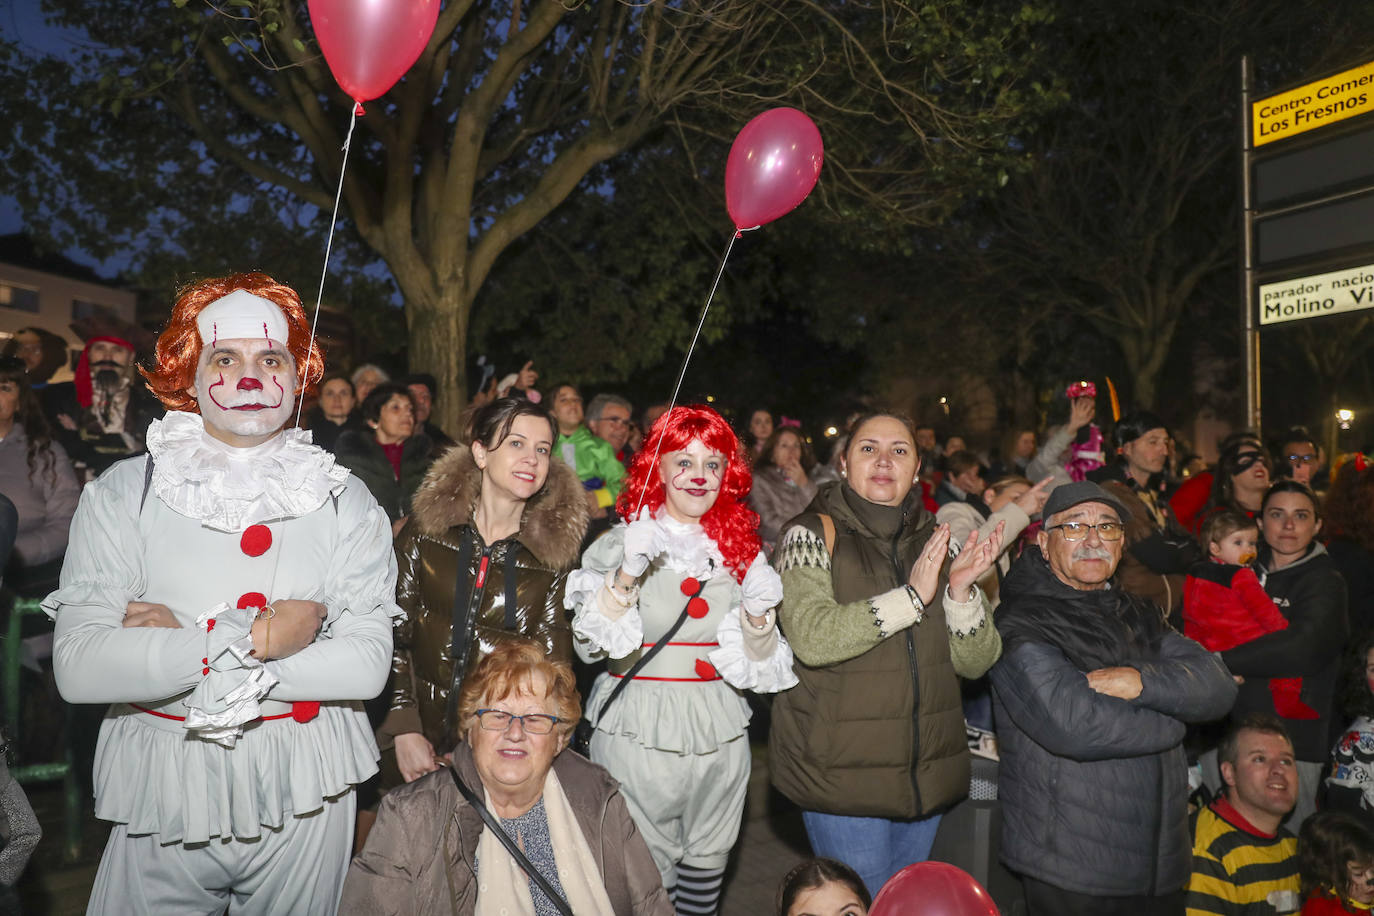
top-left (140, 273), bottom-right (326, 413)
top-left (616, 405), bottom-right (761, 583)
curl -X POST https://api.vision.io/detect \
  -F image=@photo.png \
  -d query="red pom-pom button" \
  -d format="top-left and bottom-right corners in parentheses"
top-left (236, 593), bottom-right (267, 611)
top-left (694, 659), bottom-right (718, 680)
top-left (292, 701), bottom-right (321, 723)
top-left (680, 577), bottom-right (700, 596)
top-left (686, 596), bottom-right (710, 619)
top-left (240, 525), bottom-right (272, 557)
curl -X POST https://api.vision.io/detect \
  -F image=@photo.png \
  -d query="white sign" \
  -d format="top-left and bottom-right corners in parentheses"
top-left (1259, 263), bottom-right (1374, 325)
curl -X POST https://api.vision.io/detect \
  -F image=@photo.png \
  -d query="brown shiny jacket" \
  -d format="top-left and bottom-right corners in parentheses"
top-left (382, 446), bottom-right (588, 758)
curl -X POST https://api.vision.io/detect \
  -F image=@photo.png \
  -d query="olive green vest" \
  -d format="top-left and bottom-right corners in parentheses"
top-left (769, 483), bottom-right (969, 817)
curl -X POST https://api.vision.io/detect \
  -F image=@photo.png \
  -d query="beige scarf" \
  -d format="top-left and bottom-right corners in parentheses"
top-left (474, 768), bottom-right (616, 916)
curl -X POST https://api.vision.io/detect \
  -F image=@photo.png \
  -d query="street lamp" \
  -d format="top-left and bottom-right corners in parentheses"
top-left (1337, 408), bottom-right (1355, 431)
top-left (824, 426), bottom-right (838, 437)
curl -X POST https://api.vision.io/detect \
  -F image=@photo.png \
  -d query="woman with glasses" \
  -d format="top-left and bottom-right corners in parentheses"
top-left (380, 398), bottom-right (588, 790)
top-left (0, 357), bottom-right (79, 594)
top-left (1220, 479), bottom-right (1348, 826)
top-left (768, 410), bottom-right (1005, 896)
top-left (343, 640), bottom-right (672, 914)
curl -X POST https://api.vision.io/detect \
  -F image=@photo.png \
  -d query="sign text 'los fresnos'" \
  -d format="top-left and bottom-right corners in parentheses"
top-left (1260, 263), bottom-right (1374, 325)
top-left (1253, 58), bottom-right (1374, 146)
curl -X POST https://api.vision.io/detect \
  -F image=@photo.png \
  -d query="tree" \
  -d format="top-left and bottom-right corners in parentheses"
top-left (4, 0), bottom-right (1062, 430)
top-left (946, 0), bottom-right (1374, 410)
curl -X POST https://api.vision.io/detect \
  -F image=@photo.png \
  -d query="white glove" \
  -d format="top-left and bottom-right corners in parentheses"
top-left (740, 554), bottom-right (783, 617)
top-left (620, 516), bottom-right (667, 579)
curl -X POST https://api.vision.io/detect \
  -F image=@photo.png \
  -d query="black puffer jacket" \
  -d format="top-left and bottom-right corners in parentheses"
top-left (1221, 542), bottom-right (1348, 761)
top-left (990, 547), bottom-right (1236, 896)
top-left (335, 429), bottom-right (435, 522)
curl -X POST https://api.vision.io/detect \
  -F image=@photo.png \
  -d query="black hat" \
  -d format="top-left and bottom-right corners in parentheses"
top-left (1042, 480), bottom-right (1130, 523)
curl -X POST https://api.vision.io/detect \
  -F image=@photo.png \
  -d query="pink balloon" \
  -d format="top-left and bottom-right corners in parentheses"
top-left (725, 108), bottom-right (824, 231)
top-left (308, 0), bottom-right (441, 104)
top-left (869, 863), bottom-right (1000, 916)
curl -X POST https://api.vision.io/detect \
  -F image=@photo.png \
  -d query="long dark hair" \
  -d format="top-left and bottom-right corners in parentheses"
top-left (776, 857), bottom-right (870, 916)
top-left (0, 358), bottom-right (58, 486)
top-left (0, 327), bottom-right (68, 383)
top-left (463, 396), bottom-right (556, 450)
top-left (1340, 630), bottom-right (1374, 720)
top-left (1298, 810), bottom-right (1374, 903)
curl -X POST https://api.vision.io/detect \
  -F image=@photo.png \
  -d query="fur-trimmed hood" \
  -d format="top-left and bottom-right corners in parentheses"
top-left (409, 445), bottom-right (588, 570)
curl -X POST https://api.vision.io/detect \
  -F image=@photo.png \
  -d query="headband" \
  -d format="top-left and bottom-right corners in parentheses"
top-left (195, 290), bottom-right (290, 347)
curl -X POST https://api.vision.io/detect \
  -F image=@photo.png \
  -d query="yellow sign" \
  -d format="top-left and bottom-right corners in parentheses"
top-left (1253, 59), bottom-right (1374, 146)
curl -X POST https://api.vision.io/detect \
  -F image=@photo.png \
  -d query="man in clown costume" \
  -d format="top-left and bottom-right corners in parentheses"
top-left (45, 273), bottom-right (400, 914)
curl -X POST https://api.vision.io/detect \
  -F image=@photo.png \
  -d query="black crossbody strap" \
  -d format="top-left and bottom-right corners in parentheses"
top-left (442, 536), bottom-right (477, 748)
top-left (596, 577), bottom-right (703, 721)
top-left (502, 545), bottom-right (519, 631)
top-left (448, 767), bottom-right (575, 916)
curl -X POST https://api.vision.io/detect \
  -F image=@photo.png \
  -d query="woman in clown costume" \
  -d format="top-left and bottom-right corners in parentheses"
top-left (566, 405), bottom-right (795, 915)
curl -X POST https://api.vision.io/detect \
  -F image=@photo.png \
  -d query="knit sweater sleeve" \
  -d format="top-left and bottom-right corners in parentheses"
top-left (945, 585), bottom-right (1001, 679)
top-left (774, 522), bottom-right (923, 668)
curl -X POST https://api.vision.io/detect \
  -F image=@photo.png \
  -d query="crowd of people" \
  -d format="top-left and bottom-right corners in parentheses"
top-left (5, 274), bottom-right (1374, 916)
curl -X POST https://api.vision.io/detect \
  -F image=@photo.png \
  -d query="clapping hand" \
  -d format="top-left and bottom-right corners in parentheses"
top-left (947, 521), bottom-right (1006, 602)
top-left (908, 524), bottom-right (951, 605)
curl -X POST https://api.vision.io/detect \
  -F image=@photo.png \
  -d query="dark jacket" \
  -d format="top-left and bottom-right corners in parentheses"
top-left (340, 743), bottom-right (672, 915)
top-left (990, 547), bottom-right (1236, 896)
top-left (43, 379), bottom-right (163, 475)
top-left (382, 447), bottom-right (587, 763)
top-left (335, 429), bottom-right (434, 522)
top-left (769, 483), bottom-right (972, 818)
top-left (1090, 462), bottom-right (1200, 627)
top-left (303, 406), bottom-right (366, 454)
top-left (1221, 543), bottom-right (1348, 761)
top-left (1327, 537), bottom-right (1374, 641)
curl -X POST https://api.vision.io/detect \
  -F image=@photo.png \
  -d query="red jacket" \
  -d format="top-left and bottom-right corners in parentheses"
top-left (1183, 561), bottom-right (1287, 652)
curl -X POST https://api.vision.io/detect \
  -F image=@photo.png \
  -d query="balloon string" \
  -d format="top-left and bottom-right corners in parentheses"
top-left (631, 230), bottom-right (739, 517)
top-left (295, 106), bottom-right (359, 429)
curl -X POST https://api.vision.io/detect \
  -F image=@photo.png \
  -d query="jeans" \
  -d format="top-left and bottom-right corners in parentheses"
top-left (801, 809), bottom-right (943, 898)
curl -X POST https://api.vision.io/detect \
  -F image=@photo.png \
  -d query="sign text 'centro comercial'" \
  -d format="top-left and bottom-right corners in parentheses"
top-left (1259, 263), bottom-right (1374, 325)
top-left (1253, 58), bottom-right (1374, 146)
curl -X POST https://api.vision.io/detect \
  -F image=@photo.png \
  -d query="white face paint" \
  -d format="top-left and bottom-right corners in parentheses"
top-left (659, 438), bottom-right (726, 524)
top-left (191, 337), bottom-right (298, 447)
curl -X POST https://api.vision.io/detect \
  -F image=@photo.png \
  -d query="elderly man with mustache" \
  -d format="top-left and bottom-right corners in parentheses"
top-left (989, 481), bottom-right (1237, 916)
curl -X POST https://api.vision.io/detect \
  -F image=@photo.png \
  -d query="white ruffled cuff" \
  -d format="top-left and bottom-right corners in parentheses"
top-left (708, 609), bottom-right (798, 694)
top-left (571, 601), bottom-right (645, 660)
top-left (182, 603), bottom-right (280, 748)
top-left (563, 566), bottom-right (604, 612)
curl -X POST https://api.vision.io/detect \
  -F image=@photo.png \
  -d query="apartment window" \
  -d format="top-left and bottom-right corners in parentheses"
top-left (0, 282), bottom-right (39, 313)
top-left (72, 299), bottom-right (107, 321)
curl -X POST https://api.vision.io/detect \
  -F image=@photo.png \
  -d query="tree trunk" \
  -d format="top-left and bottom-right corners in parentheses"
top-left (407, 285), bottom-right (471, 439)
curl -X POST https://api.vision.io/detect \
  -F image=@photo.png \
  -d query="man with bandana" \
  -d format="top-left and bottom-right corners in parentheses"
top-left (44, 274), bottom-right (400, 914)
top-left (45, 335), bottom-right (163, 478)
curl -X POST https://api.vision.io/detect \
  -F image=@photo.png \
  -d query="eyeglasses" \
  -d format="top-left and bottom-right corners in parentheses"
top-left (1045, 521), bottom-right (1125, 541)
top-left (1285, 453), bottom-right (1318, 465)
top-left (473, 708), bottom-right (561, 735)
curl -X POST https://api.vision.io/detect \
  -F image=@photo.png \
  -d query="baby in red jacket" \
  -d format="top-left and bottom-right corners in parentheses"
top-left (1183, 509), bottom-right (1317, 719)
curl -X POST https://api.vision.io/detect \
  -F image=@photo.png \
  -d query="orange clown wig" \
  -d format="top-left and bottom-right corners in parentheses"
top-left (140, 273), bottom-right (326, 413)
top-left (615, 405), bottom-right (761, 583)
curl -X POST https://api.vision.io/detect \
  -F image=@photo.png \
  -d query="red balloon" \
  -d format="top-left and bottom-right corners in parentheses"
top-left (308, 0), bottom-right (441, 104)
top-left (725, 108), bottom-right (824, 231)
top-left (869, 863), bottom-right (1000, 916)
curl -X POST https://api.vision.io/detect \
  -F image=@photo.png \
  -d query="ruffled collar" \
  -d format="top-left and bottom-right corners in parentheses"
top-left (146, 412), bottom-right (349, 532)
top-left (645, 508), bottom-right (725, 580)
